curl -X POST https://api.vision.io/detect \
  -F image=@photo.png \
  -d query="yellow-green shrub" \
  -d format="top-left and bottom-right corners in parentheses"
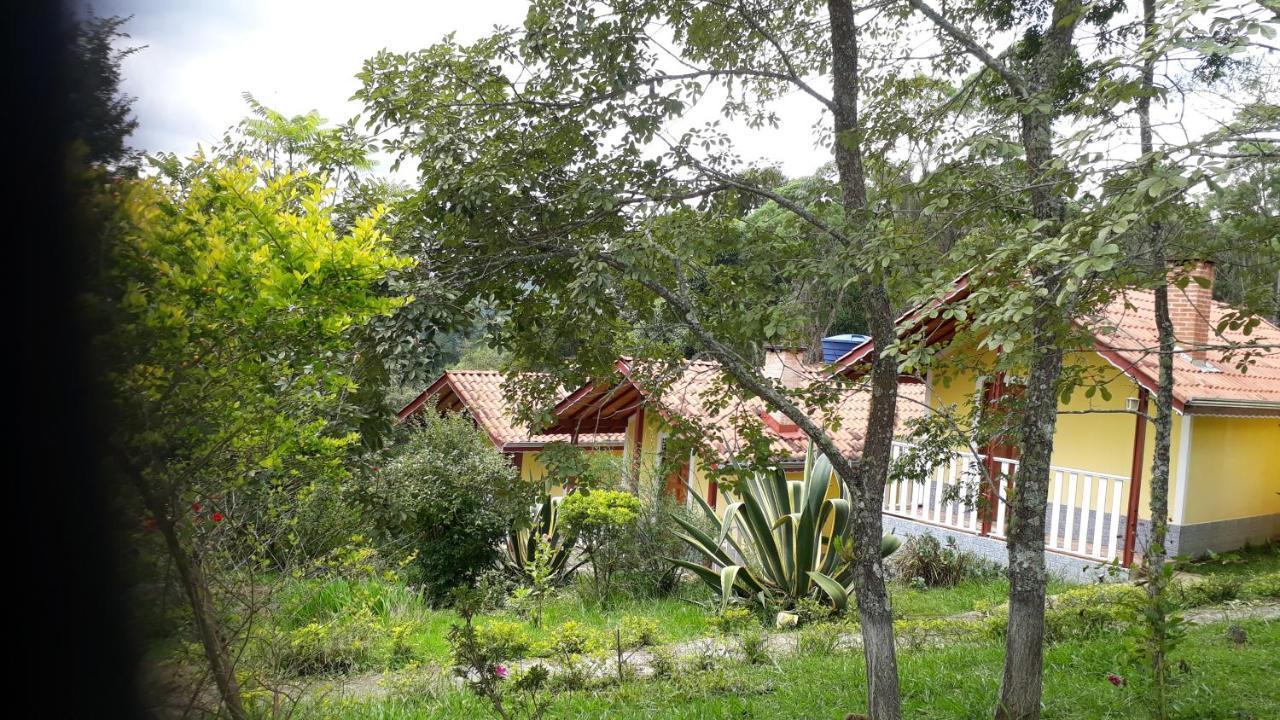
top-left (475, 619), bottom-right (532, 660)
top-left (617, 615), bottom-right (660, 649)
top-left (536, 620), bottom-right (605, 658)
top-left (710, 607), bottom-right (756, 635)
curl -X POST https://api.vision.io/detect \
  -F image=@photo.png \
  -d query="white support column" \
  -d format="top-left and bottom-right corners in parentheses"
top-left (1173, 414), bottom-right (1193, 526)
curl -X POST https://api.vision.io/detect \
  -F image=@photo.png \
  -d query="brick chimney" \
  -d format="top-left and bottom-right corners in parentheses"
top-left (762, 347), bottom-right (810, 389)
top-left (760, 347), bottom-right (810, 437)
top-left (1167, 260), bottom-right (1215, 364)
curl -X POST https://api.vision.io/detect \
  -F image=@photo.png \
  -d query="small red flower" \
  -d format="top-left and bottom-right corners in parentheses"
top-left (211, 512), bottom-right (224, 523)
top-left (142, 517), bottom-right (158, 532)
top-left (191, 502), bottom-right (202, 512)
top-left (1107, 673), bottom-right (1124, 687)
top-left (372, 466), bottom-right (380, 473)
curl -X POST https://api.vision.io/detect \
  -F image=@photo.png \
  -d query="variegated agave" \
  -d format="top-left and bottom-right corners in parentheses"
top-left (501, 494), bottom-right (581, 583)
top-left (668, 448), bottom-right (900, 611)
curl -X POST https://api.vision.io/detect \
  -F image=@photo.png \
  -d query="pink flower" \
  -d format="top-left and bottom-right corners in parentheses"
top-left (494, 664), bottom-right (509, 679)
top-left (1107, 673), bottom-right (1124, 687)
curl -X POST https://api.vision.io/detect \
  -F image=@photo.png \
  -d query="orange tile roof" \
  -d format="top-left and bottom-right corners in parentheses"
top-left (575, 356), bottom-right (925, 464)
top-left (397, 371), bottom-right (625, 449)
top-left (834, 274), bottom-right (1280, 414)
top-left (1087, 289), bottom-right (1280, 411)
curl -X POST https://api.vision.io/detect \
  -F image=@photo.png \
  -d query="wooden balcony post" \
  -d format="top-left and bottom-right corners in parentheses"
top-left (979, 372), bottom-right (1006, 536)
top-left (1122, 388), bottom-right (1149, 567)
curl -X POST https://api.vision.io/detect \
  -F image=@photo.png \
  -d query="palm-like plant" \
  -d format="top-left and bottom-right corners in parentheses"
top-left (669, 448), bottom-right (900, 611)
top-left (500, 494), bottom-right (580, 584)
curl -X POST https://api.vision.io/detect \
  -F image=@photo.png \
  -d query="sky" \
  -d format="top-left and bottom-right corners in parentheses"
top-left (92, 0), bottom-right (838, 179)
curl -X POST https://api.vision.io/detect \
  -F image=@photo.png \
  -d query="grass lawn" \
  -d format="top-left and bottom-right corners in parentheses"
top-left (299, 616), bottom-right (1280, 719)
top-left (286, 575), bottom-right (1041, 665)
top-left (1182, 541), bottom-right (1279, 578)
top-left (404, 589), bottom-right (713, 662)
top-left (890, 577), bottom-right (1071, 619)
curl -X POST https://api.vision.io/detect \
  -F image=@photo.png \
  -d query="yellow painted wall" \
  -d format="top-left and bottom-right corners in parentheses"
top-left (620, 408), bottom-right (816, 514)
top-left (927, 350), bottom-right (1188, 523)
top-left (518, 451), bottom-right (550, 491)
top-left (521, 447), bottom-right (625, 497)
top-left (1182, 416), bottom-right (1280, 524)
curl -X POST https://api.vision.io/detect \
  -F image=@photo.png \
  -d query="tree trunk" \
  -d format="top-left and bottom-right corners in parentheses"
top-left (992, 2), bottom-right (1083, 715)
top-left (826, 2), bottom-right (902, 718)
top-left (851, 281), bottom-right (904, 720)
top-left (156, 514), bottom-right (248, 720)
top-left (1138, 0), bottom-right (1173, 576)
top-left (1137, 0), bottom-right (1176, 702)
top-left (995, 337), bottom-right (1062, 720)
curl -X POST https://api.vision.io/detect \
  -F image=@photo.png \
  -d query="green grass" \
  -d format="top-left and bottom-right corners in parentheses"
top-left (401, 588), bottom-right (710, 662)
top-left (256, 574), bottom-right (1077, 668)
top-left (890, 577), bottom-right (1071, 619)
top-left (298, 617), bottom-right (1280, 719)
top-left (1183, 541), bottom-right (1279, 578)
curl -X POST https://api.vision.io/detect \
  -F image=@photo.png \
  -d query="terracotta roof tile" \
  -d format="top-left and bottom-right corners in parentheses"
top-left (399, 371), bottom-right (624, 449)
top-left (624, 356), bottom-right (926, 463)
top-left (1086, 289), bottom-right (1280, 408)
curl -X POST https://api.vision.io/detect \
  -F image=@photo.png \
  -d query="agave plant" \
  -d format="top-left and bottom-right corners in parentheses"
top-left (669, 448), bottom-right (900, 612)
top-left (501, 494), bottom-right (581, 584)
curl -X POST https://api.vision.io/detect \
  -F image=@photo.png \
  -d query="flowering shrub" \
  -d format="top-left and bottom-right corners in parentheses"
top-left (448, 619), bottom-right (552, 720)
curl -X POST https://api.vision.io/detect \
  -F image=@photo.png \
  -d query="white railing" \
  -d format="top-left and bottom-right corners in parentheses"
top-left (885, 441), bottom-right (1129, 563)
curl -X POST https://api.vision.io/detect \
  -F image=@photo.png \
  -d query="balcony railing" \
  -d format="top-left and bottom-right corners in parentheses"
top-left (885, 441), bottom-right (1131, 563)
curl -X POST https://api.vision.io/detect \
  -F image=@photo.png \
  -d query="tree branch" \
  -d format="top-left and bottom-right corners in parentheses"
top-left (904, 0), bottom-right (1030, 98)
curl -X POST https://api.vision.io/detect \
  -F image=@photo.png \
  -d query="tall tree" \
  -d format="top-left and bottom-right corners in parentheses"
top-left (901, 2), bottom-right (1112, 717)
top-left (90, 162), bottom-right (408, 718)
top-left (65, 11), bottom-right (140, 169)
top-left (357, 1), bottom-right (951, 715)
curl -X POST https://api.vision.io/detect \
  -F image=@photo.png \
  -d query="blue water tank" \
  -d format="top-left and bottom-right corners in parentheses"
top-left (821, 334), bottom-right (870, 363)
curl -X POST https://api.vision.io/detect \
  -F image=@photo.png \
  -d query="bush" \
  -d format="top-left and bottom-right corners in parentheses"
top-left (358, 415), bottom-right (534, 602)
top-left (559, 490), bottom-right (642, 605)
top-left (1044, 583), bottom-right (1143, 642)
top-left (649, 646), bottom-right (677, 678)
top-left (894, 617), bottom-right (989, 649)
top-left (1241, 571), bottom-right (1280, 599)
top-left (276, 613), bottom-right (379, 675)
top-left (475, 619), bottom-right (532, 661)
top-left (449, 620), bottom-right (553, 720)
top-left (1176, 575), bottom-right (1243, 607)
top-left (978, 583), bottom-right (1145, 644)
top-left (617, 615), bottom-right (660, 649)
top-left (268, 576), bottom-right (429, 675)
top-left (795, 622), bottom-right (843, 655)
top-left (538, 620), bottom-right (605, 658)
top-left (617, 496), bottom-right (701, 598)
top-left (739, 629), bottom-right (771, 665)
top-left (795, 597), bottom-right (839, 626)
top-left (711, 607), bottom-right (756, 635)
top-left (890, 533), bottom-right (999, 588)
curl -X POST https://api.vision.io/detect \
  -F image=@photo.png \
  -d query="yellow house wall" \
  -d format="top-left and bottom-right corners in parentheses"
top-left (518, 451), bottom-right (550, 491)
top-left (619, 408), bottom-right (818, 514)
top-left (927, 351), bottom-right (1188, 523)
top-left (521, 447), bottom-right (625, 497)
top-left (1182, 415), bottom-right (1280, 524)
